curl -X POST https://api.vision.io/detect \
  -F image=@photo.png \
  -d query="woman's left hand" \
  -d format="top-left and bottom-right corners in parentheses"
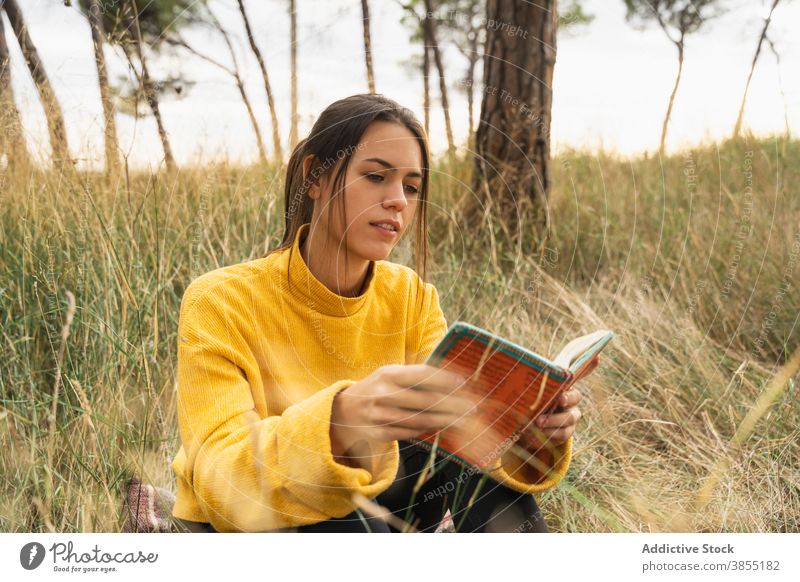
top-left (526, 355), bottom-right (599, 445)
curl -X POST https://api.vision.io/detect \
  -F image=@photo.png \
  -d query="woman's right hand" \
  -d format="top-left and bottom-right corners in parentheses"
top-left (330, 364), bottom-right (477, 457)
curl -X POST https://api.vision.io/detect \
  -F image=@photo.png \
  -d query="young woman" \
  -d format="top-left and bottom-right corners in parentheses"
top-left (170, 93), bottom-right (591, 533)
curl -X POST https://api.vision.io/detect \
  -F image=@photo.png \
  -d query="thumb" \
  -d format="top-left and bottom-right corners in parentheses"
top-left (576, 356), bottom-right (599, 380)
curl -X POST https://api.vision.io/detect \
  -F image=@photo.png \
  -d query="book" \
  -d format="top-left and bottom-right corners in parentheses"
top-left (409, 322), bottom-right (614, 471)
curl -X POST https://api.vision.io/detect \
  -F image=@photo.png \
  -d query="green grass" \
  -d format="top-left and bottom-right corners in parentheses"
top-left (1, 133), bottom-right (798, 532)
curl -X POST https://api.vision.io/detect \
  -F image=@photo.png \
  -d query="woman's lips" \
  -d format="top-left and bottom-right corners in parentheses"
top-left (370, 223), bottom-right (399, 237)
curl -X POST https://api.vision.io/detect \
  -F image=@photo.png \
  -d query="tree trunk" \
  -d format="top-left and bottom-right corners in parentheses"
top-left (217, 26), bottom-right (268, 165)
top-left (660, 39), bottom-right (684, 155)
top-left (87, 0), bottom-right (119, 175)
top-left (733, 0), bottom-right (780, 139)
top-left (237, 0), bottom-right (283, 162)
top-left (0, 10), bottom-right (30, 168)
top-left (473, 0), bottom-right (557, 238)
top-left (121, 1), bottom-right (176, 172)
top-left (234, 80), bottom-right (268, 165)
top-left (765, 35), bottom-right (790, 137)
top-left (466, 29), bottom-right (479, 149)
top-left (171, 23), bottom-right (269, 166)
top-left (3, 0), bottom-right (71, 166)
top-left (423, 0), bottom-right (454, 157)
top-left (423, 42), bottom-right (430, 137)
top-left (361, 0), bottom-right (376, 93)
top-left (289, 0), bottom-right (298, 150)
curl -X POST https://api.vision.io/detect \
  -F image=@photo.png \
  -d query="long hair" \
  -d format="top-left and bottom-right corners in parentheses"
top-left (266, 94), bottom-right (432, 300)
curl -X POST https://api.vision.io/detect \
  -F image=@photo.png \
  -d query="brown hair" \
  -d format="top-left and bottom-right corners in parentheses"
top-left (266, 94), bottom-right (432, 298)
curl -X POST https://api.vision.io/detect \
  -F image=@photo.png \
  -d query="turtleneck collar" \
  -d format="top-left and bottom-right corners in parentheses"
top-left (281, 222), bottom-right (377, 317)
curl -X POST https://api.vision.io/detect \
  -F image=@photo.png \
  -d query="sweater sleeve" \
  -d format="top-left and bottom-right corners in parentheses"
top-left (405, 281), bottom-right (572, 494)
top-left (175, 289), bottom-right (400, 532)
top-left (488, 436), bottom-right (572, 494)
top-left (408, 282), bottom-right (449, 365)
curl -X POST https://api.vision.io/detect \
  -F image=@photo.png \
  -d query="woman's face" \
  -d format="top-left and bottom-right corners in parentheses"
top-left (307, 121), bottom-right (424, 262)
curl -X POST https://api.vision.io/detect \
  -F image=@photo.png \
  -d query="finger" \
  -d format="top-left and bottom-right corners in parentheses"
top-left (574, 364), bottom-right (593, 380)
top-left (379, 426), bottom-right (431, 442)
top-left (383, 407), bottom-right (467, 433)
top-left (387, 388), bottom-right (477, 417)
top-left (521, 425), bottom-right (571, 448)
top-left (536, 407), bottom-right (581, 429)
top-left (540, 426), bottom-right (574, 444)
top-left (558, 388), bottom-right (582, 409)
top-left (386, 364), bottom-right (467, 394)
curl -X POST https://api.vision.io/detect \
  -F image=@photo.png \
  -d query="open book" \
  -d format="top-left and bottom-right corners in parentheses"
top-left (409, 322), bottom-right (614, 471)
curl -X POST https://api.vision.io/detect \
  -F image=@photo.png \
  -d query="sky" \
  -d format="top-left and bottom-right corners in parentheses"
top-left (3, 0), bottom-right (799, 170)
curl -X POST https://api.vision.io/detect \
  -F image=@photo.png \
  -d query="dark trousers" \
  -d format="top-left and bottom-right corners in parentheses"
top-left (178, 440), bottom-right (549, 533)
top-left (292, 440), bottom-right (549, 533)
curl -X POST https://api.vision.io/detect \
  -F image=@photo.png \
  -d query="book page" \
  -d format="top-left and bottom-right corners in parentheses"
top-left (552, 330), bottom-right (613, 370)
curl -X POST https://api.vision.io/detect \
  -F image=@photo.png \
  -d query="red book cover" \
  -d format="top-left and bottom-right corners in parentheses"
top-left (410, 322), bottom-right (613, 471)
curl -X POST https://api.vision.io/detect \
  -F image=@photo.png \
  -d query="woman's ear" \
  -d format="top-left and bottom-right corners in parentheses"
top-left (302, 155), bottom-right (321, 200)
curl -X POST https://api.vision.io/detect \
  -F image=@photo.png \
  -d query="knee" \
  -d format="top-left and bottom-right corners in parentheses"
top-left (511, 500), bottom-right (549, 533)
top-left (485, 494), bottom-right (549, 533)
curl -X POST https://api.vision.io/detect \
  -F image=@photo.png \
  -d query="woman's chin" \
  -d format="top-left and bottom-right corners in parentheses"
top-left (354, 235), bottom-right (397, 261)
top-left (358, 244), bottom-right (394, 262)
top-left (366, 250), bottom-right (392, 262)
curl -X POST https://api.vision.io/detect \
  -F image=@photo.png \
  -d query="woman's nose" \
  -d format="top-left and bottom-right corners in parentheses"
top-left (383, 183), bottom-right (408, 210)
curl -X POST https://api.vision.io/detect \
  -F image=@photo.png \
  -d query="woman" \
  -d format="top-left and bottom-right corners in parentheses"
top-left (171, 93), bottom-right (590, 533)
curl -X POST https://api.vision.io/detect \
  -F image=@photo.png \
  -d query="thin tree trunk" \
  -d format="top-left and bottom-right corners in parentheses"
top-left (0, 10), bottom-right (30, 167)
top-left (87, 0), bottom-right (119, 175)
top-left (473, 0), bottom-right (557, 238)
top-left (450, 13), bottom-right (480, 150)
top-left (121, 1), bottom-right (176, 171)
top-left (361, 0), bottom-right (376, 93)
top-left (289, 0), bottom-right (298, 150)
top-left (733, 0), bottom-right (781, 139)
top-left (765, 35), bottom-right (790, 137)
top-left (397, 2), bottom-right (427, 135)
top-left (237, 0), bottom-right (283, 162)
top-left (423, 43), bottom-right (430, 137)
top-left (466, 30), bottom-right (478, 148)
top-left (660, 39), bottom-right (684, 155)
top-left (3, 0), bottom-right (71, 166)
top-left (234, 79), bottom-right (268, 165)
top-left (207, 9), bottom-right (268, 163)
top-left (218, 25), bottom-right (268, 166)
top-left (424, 0), bottom-right (454, 157)
top-left (169, 27), bottom-right (268, 165)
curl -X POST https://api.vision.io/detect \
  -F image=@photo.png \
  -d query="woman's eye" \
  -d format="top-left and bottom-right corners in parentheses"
top-left (365, 173), bottom-right (384, 183)
top-left (404, 184), bottom-right (420, 196)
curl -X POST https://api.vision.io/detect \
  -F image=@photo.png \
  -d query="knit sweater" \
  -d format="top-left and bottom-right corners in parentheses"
top-left (170, 222), bottom-right (572, 532)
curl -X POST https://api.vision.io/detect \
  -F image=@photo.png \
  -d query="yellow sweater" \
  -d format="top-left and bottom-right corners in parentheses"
top-left (171, 222), bottom-right (572, 532)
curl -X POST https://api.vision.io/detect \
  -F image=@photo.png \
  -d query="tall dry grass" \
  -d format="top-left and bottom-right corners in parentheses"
top-left (0, 133), bottom-right (797, 532)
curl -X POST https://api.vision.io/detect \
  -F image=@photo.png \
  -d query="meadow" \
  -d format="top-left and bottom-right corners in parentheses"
top-left (1, 133), bottom-right (798, 532)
